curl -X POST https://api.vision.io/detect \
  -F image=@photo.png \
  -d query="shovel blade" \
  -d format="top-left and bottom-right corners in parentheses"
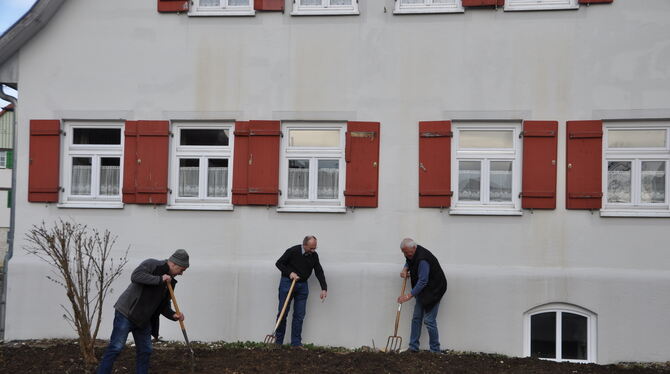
top-left (385, 336), bottom-right (402, 353)
top-left (264, 334), bottom-right (277, 344)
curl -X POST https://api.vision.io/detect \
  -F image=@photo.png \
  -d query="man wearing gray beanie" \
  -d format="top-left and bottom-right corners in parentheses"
top-left (97, 249), bottom-right (190, 374)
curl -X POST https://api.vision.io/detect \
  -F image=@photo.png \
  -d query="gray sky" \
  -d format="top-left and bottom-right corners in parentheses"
top-left (1, 0), bottom-right (37, 108)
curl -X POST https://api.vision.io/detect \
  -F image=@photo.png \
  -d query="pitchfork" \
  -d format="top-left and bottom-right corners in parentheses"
top-left (166, 282), bottom-right (195, 372)
top-left (264, 277), bottom-right (297, 344)
top-left (385, 275), bottom-right (409, 353)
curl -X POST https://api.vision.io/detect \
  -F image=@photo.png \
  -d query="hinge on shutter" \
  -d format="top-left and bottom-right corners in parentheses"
top-left (278, 189), bottom-right (282, 196)
top-left (419, 162), bottom-right (427, 172)
top-left (169, 131), bottom-right (174, 138)
top-left (519, 131), bottom-right (524, 138)
top-left (168, 188), bottom-right (172, 194)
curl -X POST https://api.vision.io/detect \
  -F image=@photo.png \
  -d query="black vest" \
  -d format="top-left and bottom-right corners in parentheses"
top-left (406, 245), bottom-right (447, 310)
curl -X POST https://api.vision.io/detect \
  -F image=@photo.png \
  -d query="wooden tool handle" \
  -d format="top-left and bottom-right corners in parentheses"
top-left (392, 276), bottom-right (409, 336)
top-left (167, 281), bottom-right (186, 331)
top-left (273, 278), bottom-right (298, 333)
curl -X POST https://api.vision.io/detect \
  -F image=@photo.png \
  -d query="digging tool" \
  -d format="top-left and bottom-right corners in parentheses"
top-left (385, 275), bottom-right (409, 353)
top-left (264, 277), bottom-right (298, 344)
top-left (167, 282), bottom-right (195, 372)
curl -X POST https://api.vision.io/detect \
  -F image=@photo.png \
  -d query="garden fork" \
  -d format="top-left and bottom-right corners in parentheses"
top-left (385, 275), bottom-right (409, 353)
top-left (264, 277), bottom-right (297, 344)
top-left (167, 282), bottom-right (195, 373)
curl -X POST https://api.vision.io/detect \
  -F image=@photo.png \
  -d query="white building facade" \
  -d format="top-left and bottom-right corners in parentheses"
top-left (1, 0), bottom-right (669, 364)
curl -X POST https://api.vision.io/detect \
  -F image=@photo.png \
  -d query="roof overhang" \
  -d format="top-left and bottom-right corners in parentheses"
top-left (0, 0), bottom-right (66, 85)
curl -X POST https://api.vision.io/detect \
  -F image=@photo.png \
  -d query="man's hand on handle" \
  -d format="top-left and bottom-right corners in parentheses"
top-left (173, 312), bottom-right (185, 322)
top-left (162, 274), bottom-right (172, 283)
top-left (289, 272), bottom-right (300, 281)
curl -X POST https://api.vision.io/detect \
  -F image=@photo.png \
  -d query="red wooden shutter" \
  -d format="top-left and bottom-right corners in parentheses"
top-left (232, 121), bottom-right (250, 205)
top-left (255, 0), bottom-right (284, 11)
top-left (521, 121), bottom-right (558, 209)
top-left (566, 120), bottom-right (603, 210)
top-left (418, 121), bottom-right (452, 208)
top-left (578, 0), bottom-right (613, 4)
top-left (29, 120), bottom-right (61, 202)
top-left (462, 0), bottom-right (504, 6)
top-left (232, 120), bottom-right (280, 205)
top-left (345, 122), bottom-right (380, 208)
top-left (158, 0), bottom-right (188, 12)
top-left (123, 121), bottom-right (170, 204)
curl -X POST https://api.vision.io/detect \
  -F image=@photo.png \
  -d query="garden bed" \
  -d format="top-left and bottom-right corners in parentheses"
top-left (1, 340), bottom-right (668, 373)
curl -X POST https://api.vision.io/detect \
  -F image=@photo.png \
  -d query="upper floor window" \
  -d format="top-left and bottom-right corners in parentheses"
top-left (451, 122), bottom-right (522, 215)
top-left (602, 124), bottom-right (669, 216)
top-left (170, 122), bottom-right (234, 210)
top-left (291, 0), bottom-right (359, 15)
top-left (524, 303), bottom-right (597, 363)
top-left (0, 151), bottom-right (6, 168)
top-left (394, 0), bottom-right (463, 14)
top-left (189, 0), bottom-right (255, 16)
top-left (61, 122), bottom-right (124, 208)
top-left (505, 0), bottom-right (578, 11)
top-left (279, 123), bottom-right (346, 212)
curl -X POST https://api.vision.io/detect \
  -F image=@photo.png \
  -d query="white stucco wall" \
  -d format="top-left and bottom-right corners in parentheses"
top-left (4, 0), bottom-right (670, 364)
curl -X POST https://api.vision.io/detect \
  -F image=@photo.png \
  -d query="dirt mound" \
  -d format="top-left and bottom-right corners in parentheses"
top-left (1, 340), bottom-right (668, 374)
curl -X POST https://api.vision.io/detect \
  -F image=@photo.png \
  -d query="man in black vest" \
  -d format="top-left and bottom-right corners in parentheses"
top-left (397, 238), bottom-right (447, 353)
top-left (274, 235), bottom-right (328, 346)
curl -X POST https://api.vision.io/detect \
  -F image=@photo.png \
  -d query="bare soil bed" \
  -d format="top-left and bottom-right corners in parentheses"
top-left (1, 340), bottom-right (669, 374)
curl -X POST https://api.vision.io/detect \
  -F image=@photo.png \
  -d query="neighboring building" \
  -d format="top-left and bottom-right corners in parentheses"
top-left (0, 104), bottom-right (13, 260)
top-left (1, 0), bottom-right (670, 365)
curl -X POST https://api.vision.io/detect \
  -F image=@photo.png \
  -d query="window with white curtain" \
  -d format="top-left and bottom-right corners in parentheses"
top-left (291, 0), bottom-right (359, 15)
top-left (189, 0), bottom-right (255, 16)
top-left (170, 122), bottom-right (234, 210)
top-left (451, 122), bottom-right (522, 215)
top-left (602, 124), bottom-right (670, 217)
top-left (394, 0), bottom-right (463, 14)
top-left (524, 303), bottom-right (597, 363)
top-left (61, 122), bottom-right (124, 207)
top-left (504, 0), bottom-right (578, 11)
top-left (279, 123), bottom-right (346, 212)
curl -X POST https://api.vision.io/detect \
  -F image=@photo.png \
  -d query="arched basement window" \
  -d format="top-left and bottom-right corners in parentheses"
top-left (523, 303), bottom-right (597, 363)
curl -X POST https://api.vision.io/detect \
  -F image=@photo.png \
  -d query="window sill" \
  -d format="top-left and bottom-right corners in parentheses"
top-left (188, 9), bottom-right (256, 16)
top-left (449, 208), bottom-right (523, 216)
top-left (167, 204), bottom-right (234, 211)
top-left (504, 4), bottom-right (579, 11)
top-left (600, 209), bottom-right (670, 218)
top-left (394, 7), bottom-right (464, 14)
top-left (58, 202), bottom-right (124, 209)
top-left (290, 9), bottom-right (359, 16)
top-left (277, 206), bottom-right (346, 213)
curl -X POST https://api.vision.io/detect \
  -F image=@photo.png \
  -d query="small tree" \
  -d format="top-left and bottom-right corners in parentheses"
top-left (24, 219), bottom-right (129, 366)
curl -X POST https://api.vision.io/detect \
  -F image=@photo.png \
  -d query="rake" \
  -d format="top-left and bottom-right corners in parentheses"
top-left (264, 277), bottom-right (297, 344)
top-left (167, 282), bottom-right (195, 372)
top-left (385, 275), bottom-right (409, 353)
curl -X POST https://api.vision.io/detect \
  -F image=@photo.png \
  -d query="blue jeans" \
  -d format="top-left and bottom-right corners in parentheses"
top-left (409, 301), bottom-right (441, 352)
top-left (275, 277), bottom-right (309, 346)
top-left (97, 310), bottom-right (153, 374)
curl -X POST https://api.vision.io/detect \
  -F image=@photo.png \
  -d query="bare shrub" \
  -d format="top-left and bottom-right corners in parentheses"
top-left (24, 219), bottom-right (129, 366)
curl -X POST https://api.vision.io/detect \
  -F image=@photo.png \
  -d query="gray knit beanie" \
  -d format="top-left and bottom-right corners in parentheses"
top-left (169, 249), bottom-right (189, 268)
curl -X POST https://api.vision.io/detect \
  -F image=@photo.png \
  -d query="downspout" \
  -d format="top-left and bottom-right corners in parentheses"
top-left (0, 85), bottom-right (18, 341)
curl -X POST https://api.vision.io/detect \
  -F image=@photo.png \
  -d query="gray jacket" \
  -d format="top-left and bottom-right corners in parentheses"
top-left (114, 258), bottom-right (177, 338)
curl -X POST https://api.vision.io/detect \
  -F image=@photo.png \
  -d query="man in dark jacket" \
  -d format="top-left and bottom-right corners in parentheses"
top-left (397, 238), bottom-right (447, 353)
top-left (274, 235), bottom-right (327, 346)
top-left (97, 249), bottom-right (190, 374)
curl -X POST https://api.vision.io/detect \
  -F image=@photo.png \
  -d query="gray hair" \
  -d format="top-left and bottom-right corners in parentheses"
top-left (303, 235), bottom-right (317, 245)
top-left (400, 238), bottom-right (417, 249)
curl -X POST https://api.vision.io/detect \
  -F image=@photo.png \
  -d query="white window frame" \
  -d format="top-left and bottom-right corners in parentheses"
top-left (601, 122), bottom-right (670, 217)
top-left (523, 303), bottom-right (597, 363)
top-left (59, 121), bottom-right (124, 209)
top-left (291, 0), bottom-right (359, 16)
top-left (394, 0), bottom-right (463, 14)
top-left (168, 122), bottom-right (235, 211)
top-left (0, 151), bottom-right (6, 169)
top-left (504, 0), bottom-right (578, 11)
top-left (450, 122), bottom-right (522, 216)
top-left (278, 122), bottom-right (346, 213)
top-left (188, 0), bottom-right (255, 16)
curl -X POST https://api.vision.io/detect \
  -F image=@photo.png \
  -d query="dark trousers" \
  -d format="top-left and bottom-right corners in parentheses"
top-left (275, 276), bottom-right (309, 346)
top-left (97, 310), bottom-right (153, 374)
